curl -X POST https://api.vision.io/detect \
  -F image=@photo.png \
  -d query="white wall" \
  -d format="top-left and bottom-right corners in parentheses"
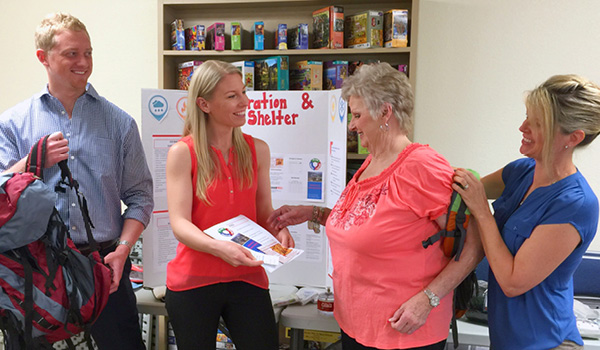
top-left (1, 1), bottom-right (600, 250)
top-left (0, 1), bottom-right (157, 123)
top-left (415, 0), bottom-right (600, 250)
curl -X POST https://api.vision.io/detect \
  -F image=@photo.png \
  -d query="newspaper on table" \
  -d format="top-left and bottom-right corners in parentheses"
top-left (203, 214), bottom-right (303, 273)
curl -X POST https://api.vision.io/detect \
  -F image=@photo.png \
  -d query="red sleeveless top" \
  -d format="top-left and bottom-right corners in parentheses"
top-left (166, 134), bottom-right (269, 291)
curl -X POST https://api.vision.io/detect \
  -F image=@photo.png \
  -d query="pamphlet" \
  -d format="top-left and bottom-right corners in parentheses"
top-left (203, 215), bottom-right (304, 272)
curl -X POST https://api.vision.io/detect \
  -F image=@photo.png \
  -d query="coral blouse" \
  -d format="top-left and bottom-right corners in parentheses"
top-left (326, 143), bottom-right (454, 348)
top-left (166, 134), bottom-right (269, 291)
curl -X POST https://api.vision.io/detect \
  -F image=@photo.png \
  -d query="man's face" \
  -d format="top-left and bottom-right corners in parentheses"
top-left (41, 29), bottom-right (93, 96)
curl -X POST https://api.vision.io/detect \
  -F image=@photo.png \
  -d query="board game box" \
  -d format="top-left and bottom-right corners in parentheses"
top-left (253, 56), bottom-right (289, 90)
top-left (345, 10), bottom-right (384, 48)
top-left (232, 60), bottom-right (255, 91)
top-left (312, 6), bottom-right (344, 49)
top-left (384, 9), bottom-right (408, 48)
top-left (290, 60), bottom-right (323, 90)
top-left (207, 22), bottom-right (225, 51)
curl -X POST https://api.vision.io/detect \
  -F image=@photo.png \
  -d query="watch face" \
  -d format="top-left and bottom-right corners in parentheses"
top-left (431, 296), bottom-right (440, 307)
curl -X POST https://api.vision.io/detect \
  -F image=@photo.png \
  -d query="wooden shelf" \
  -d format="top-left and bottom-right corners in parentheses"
top-left (158, 0), bottom-right (419, 89)
top-left (347, 153), bottom-right (369, 160)
top-left (158, 0), bottom-right (419, 167)
top-left (162, 47), bottom-right (411, 57)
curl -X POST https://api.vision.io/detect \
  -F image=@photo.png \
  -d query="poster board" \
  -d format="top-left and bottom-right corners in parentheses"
top-left (141, 88), bottom-right (346, 288)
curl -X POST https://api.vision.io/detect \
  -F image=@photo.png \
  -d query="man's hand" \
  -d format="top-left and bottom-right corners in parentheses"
top-left (103, 245), bottom-right (130, 294)
top-left (45, 131), bottom-right (69, 168)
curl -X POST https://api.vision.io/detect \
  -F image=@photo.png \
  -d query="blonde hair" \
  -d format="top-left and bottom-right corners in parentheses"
top-left (183, 60), bottom-right (253, 205)
top-left (341, 62), bottom-right (414, 135)
top-left (526, 74), bottom-right (600, 166)
top-left (35, 12), bottom-right (89, 52)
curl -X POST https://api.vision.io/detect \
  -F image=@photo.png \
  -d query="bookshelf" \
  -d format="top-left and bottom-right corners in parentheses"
top-left (157, 0), bottom-right (419, 171)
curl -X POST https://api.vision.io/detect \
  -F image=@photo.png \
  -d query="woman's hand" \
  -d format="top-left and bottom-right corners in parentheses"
top-left (388, 292), bottom-right (432, 335)
top-left (267, 205), bottom-right (312, 231)
top-left (212, 240), bottom-right (263, 268)
top-left (274, 227), bottom-right (295, 248)
top-left (452, 168), bottom-right (491, 219)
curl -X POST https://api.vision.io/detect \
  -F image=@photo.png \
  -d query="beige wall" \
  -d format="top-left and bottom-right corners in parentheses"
top-left (0, 1), bottom-right (157, 123)
top-left (415, 0), bottom-right (600, 251)
top-left (2, 0), bottom-right (600, 251)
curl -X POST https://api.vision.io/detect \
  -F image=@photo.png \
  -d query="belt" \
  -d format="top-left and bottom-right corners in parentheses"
top-left (75, 239), bottom-right (119, 256)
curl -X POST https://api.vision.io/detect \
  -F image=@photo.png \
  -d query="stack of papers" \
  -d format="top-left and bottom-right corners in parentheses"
top-left (204, 215), bottom-right (304, 272)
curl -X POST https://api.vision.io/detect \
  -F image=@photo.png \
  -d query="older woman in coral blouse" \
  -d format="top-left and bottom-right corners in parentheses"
top-left (268, 62), bottom-right (482, 350)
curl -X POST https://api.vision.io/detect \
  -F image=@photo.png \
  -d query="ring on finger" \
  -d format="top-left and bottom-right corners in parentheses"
top-left (464, 183), bottom-right (469, 189)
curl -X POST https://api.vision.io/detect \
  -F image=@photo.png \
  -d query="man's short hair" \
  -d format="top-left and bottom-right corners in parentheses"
top-left (35, 12), bottom-right (89, 52)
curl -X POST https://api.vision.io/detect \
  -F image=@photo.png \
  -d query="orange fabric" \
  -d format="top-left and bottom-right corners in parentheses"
top-left (166, 134), bottom-right (268, 291)
top-left (326, 143), bottom-right (454, 348)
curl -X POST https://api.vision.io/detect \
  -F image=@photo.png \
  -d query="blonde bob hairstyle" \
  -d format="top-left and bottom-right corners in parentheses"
top-left (526, 74), bottom-right (600, 166)
top-left (183, 60), bottom-right (253, 205)
top-left (35, 12), bottom-right (89, 52)
top-left (341, 62), bottom-right (414, 135)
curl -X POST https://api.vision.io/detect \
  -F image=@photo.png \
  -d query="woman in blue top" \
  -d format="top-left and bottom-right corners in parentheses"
top-left (454, 75), bottom-right (600, 350)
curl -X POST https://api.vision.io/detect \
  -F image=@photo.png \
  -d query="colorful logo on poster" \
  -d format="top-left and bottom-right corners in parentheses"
top-left (330, 95), bottom-right (337, 122)
top-left (176, 96), bottom-right (187, 120)
top-left (309, 158), bottom-right (321, 171)
top-left (338, 97), bottom-right (347, 123)
top-left (148, 95), bottom-right (169, 122)
top-left (218, 228), bottom-right (234, 237)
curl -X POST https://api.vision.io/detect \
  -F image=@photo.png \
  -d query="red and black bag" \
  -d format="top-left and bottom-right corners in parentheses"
top-left (0, 135), bottom-right (112, 350)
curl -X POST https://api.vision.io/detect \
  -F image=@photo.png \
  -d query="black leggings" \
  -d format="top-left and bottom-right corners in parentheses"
top-left (165, 281), bottom-right (278, 350)
top-left (341, 329), bottom-right (447, 350)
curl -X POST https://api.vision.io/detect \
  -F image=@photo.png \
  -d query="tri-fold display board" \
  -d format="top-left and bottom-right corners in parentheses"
top-left (141, 88), bottom-right (347, 289)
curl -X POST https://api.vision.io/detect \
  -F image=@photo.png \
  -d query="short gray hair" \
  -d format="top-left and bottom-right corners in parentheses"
top-left (341, 62), bottom-right (414, 134)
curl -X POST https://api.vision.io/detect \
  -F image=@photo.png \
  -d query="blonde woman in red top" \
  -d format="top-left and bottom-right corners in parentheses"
top-left (268, 62), bottom-right (483, 350)
top-left (165, 60), bottom-right (294, 350)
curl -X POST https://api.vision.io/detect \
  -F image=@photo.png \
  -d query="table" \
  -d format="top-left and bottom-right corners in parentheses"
top-left (279, 303), bottom-right (600, 350)
top-left (135, 284), bottom-right (298, 350)
top-left (279, 304), bottom-right (340, 349)
top-left (135, 288), bottom-right (169, 350)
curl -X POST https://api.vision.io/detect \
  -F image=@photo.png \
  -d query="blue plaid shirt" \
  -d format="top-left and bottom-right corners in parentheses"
top-left (0, 84), bottom-right (153, 244)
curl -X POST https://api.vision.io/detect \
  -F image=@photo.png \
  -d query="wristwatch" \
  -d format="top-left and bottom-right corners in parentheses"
top-left (423, 289), bottom-right (440, 307)
top-left (118, 240), bottom-right (133, 251)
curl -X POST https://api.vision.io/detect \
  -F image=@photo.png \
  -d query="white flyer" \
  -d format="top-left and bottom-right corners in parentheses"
top-left (203, 215), bottom-right (304, 273)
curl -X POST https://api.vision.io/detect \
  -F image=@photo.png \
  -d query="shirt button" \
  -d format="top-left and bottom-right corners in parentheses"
top-left (61, 111), bottom-right (65, 115)
top-left (228, 177), bottom-right (231, 180)
top-left (70, 156), bottom-right (75, 160)
top-left (71, 203), bottom-right (76, 207)
top-left (71, 226), bottom-right (77, 230)
top-left (66, 133), bottom-right (71, 137)
top-left (230, 190), bottom-right (233, 193)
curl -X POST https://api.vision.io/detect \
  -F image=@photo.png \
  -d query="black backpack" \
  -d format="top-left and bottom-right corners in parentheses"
top-left (0, 135), bottom-right (112, 350)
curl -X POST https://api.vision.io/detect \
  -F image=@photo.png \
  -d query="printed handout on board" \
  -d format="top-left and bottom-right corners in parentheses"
top-left (269, 153), bottom-right (325, 202)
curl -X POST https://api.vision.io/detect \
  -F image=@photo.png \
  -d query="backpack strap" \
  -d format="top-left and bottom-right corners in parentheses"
top-left (26, 135), bottom-right (50, 179)
top-left (451, 305), bottom-right (459, 348)
top-left (14, 247), bottom-right (35, 349)
top-left (422, 169), bottom-right (479, 260)
top-left (422, 191), bottom-right (460, 249)
top-left (54, 159), bottom-right (98, 254)
top-left (450, 198), bottom-right (469, 261)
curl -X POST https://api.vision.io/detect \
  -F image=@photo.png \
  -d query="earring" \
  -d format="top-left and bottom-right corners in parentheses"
top-left (565, 145), bottom-right (569, 149)
top-left (379, 123), bottom-right (389, 132)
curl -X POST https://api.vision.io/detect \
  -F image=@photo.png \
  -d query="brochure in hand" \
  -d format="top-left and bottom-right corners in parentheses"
top-left (203, 215), bottom-right (304, 273)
